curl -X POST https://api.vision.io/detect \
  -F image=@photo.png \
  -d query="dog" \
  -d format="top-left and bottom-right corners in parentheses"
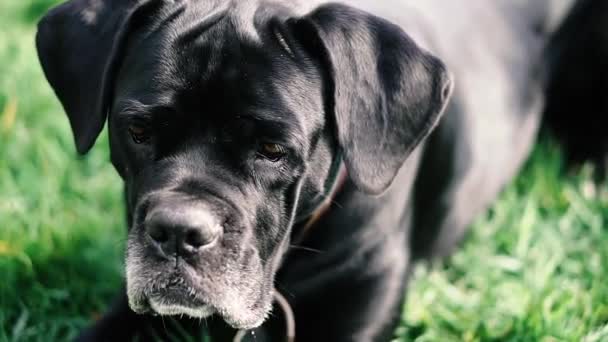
top-left (36, 0), bottom-right (587, 340)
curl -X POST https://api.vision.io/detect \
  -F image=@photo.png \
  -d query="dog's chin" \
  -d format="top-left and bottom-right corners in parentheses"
top-left (130, 295), bottom-right (268, 330)
top-left (127, 282), bottom-right (270, 330)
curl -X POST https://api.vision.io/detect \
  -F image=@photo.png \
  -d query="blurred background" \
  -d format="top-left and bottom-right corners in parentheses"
top-left (0, 0), bottom-right (607, 341)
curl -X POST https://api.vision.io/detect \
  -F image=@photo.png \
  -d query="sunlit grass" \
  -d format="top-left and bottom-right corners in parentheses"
top-left (398, 145), bottom-right (608, 341)
top-left (1, 1), bottom-right (607, 341)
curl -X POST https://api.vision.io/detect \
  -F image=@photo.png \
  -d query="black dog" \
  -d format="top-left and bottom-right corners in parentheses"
top-left (36, 0), bottom-right (586, 341)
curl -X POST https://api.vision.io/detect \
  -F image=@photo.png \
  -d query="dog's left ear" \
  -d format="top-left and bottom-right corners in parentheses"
top-left (36, 0), bottom-right (160, 154)
top-left (291, 4), bottom-right (453, 194)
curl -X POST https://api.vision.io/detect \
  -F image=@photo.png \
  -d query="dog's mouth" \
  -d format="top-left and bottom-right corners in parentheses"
top-left (127, 258), bottom-right (272, 330)
top-left (130, 276), bottom-right (216, 319)
top-left (128, 274), bottom-right (269, 329)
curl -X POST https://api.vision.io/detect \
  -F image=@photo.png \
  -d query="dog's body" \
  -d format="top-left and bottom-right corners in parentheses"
top-left (36, 0), bottom-right (585, 341)
top-left (275, 2), bottom-right (546, 341)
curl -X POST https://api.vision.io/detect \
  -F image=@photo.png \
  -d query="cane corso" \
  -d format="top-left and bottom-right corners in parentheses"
top-left (36, 0), bottom-right (586, 340)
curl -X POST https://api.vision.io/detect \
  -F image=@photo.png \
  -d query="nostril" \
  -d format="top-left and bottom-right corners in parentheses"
top-left (148, 223), bottom-right (169, 244)
top-left (185, 229), bottom-right (206, 248)
top-left (184, 224), bottom-right (220, 249)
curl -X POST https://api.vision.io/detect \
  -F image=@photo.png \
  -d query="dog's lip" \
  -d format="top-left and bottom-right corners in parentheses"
top-left (145, 279), bottom-right (212, 309)
top-left (148, 297), bottom-right (215, 318)
top-left (136, 286), bottom-right (219, 319)
top-left (132, 278), bottom-right (267, 329)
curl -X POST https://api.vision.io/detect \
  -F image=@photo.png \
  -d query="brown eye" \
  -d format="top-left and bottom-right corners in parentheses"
top-left (128, 124), bottom-right (151, 144)
top-left (257, 142), bottom-right (286, 161)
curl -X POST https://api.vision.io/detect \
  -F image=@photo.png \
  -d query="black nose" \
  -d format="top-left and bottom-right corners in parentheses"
top-left (145, 205), bottom-right (222, 258)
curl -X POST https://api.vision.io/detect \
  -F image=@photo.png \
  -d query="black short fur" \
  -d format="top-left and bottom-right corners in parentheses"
top-left (35, 0), bottom-right (601, 340)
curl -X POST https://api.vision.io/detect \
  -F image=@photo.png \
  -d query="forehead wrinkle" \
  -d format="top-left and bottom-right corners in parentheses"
top-left (174, 5), bottom-right (229, 45)
top-left (140, 2), bottom-right (187, 40)
top-left (273, 71), bottom-right (323, 136)
top-left (145, 22), bottom-right (233, 96)
top-left (113, 98), bottom-right (175, 117)
top-left (229, 0), bottom-right (262, 42)
top-left (246, 109), bottom-right (307, 148)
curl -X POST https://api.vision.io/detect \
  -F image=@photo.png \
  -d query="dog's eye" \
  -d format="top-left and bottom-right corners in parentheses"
top-left (257, 143), bottom-right (286, 162)
top-left (128, 124), bottom-right (151, 144)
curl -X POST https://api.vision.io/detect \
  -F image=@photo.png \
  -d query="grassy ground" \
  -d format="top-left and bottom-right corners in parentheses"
top-left (1, 1), bottom-right (607, 341)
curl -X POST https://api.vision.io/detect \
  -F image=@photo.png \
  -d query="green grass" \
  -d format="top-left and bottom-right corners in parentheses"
top-left (1, 1), bottom-right (607, 341)
top-left (397, 149), bottom-right (608, 341)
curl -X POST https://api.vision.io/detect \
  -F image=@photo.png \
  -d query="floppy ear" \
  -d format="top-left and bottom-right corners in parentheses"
top-left (36, 0), bottom-right (159, 154)
top-left (292, 4), bottom-right (453, 194)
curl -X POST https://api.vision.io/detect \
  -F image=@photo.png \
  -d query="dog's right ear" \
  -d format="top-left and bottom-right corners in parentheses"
top-left (36, 0), bottom-right (160, 154)
top-left (289, 4), bottom-right (453, 194)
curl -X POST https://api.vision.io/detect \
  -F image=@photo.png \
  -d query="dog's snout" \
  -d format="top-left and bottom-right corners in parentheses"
top-left (145, 204), bottom-right (222, 258)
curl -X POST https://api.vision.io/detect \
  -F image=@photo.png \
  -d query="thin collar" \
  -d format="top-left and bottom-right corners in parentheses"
top-left (294, 150), bottom-right (345, 222)
top-left (292, 153), bottom-right (348, 245)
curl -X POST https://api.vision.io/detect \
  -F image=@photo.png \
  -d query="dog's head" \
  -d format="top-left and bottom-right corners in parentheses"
top-left (37, 0), bottom-right (452, 329)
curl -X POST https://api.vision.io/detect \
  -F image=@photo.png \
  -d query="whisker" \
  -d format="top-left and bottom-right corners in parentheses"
top-left (288, 244), bottom-right (323, 254)
top-left (161, 315), bottom-right (168, 337)
top-left (274, 282), bottom-right (295, 299)
top-left (330, 200), bottom-right (344, 209)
